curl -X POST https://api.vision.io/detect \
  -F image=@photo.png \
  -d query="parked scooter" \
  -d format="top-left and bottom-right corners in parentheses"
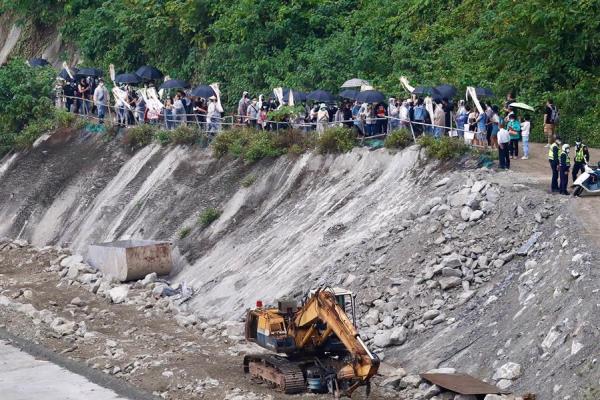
top-left (573, 162), bottom-right (600, 197)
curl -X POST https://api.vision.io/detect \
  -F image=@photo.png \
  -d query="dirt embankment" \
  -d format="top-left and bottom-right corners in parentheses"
top-left (0, 129), bottom-right (599, 399)
top-left (0, 13), bottom-right (78, 66)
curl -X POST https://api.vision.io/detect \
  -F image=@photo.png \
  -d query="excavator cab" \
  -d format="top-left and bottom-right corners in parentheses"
top-left (309, 287), bottom-right (357, 328)
top-left (245, 308), bottom-right (296, 353)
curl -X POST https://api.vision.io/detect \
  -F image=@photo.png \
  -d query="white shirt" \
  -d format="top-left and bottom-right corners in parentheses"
top-left (521, 121), bottom-right (530, 137)
top-left (497, 128), bottom-right (510, 144)
top-left (93, 85), bottom-right (108, 105)
top-left (207, 101), bottom-right (218, 118)
top-left (399, 105), bottom-right (409, 121)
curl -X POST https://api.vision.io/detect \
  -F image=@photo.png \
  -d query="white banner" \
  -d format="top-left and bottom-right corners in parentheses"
top-left (112, 87), bottom-right (132, 110)
top-left (109, 64), bottom-right (116, 83)
top-left (62, 61), bottom-right (74, 80)
top-left (466, 86), bottom-right (484, 114)
top-left (425, 97), bottom-right (434, 123)
top-left (210, 83), bottom-right (224, 113)
top-left (400, 76), bottom-right (415, 93)
top-left (273, 87), bottom-right (284, 107)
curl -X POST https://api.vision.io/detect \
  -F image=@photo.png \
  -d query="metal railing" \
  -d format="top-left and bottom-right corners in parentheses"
top-left (56, 94), bottom-right (489, 147)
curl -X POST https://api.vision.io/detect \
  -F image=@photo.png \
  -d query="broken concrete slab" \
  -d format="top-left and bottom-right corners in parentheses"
top-left (87, 240), bottom-right (172, 282)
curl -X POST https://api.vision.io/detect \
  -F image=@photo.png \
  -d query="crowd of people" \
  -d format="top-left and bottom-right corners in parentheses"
top-left (56, 75), bottom-right (597, 195)
top-left (58, 77), bottom-right (546, 152)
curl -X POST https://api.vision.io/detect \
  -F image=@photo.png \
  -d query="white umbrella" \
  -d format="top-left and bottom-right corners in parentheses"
top-left (508, 102), bottom-right (535, 112)
top-left (341, 78), bottom-right (370, 88)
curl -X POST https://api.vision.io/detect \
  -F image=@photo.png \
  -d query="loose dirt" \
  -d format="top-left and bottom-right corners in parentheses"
top-left (0, 244), bottom-right (390, 400)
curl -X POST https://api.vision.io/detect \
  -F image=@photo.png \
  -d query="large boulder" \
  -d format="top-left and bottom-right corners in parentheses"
top-left (438, 276), bottom-right (462, 290)
top-left (60, 254), bottom-right (84, 268)
top-left (50, 318), bottom-right (77, 336)
top-left (109, 285), bottom-right (129, 304)
top-left (373, 331), bottom-right (393, 348)
top-left (363, 308), bottom-right (380, 326)
top-left (492, 362), bottom-right (522, 380)
top-left (442, 253), bottom-right (462, 268)
top-left (469, 210), bottom-right (484, 222)
top-left (390, 326), bottom-right (407, 345)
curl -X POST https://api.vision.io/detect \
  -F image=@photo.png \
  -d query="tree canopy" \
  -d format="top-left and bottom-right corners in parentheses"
top-left (2, 0), bottom-right (600, 144)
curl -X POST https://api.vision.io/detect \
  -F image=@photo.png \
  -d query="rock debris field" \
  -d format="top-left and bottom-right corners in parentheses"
top-left (0, 142), bottom-right (599, 400)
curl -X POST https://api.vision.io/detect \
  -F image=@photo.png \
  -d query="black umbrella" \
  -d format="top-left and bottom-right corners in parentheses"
top-left (76, 67), bottom-right (103, 78)
top-left (307, 90), bottom-right (335, 103)
top-left (136, 65), bottom-right (164, 81)
top-left (339, 89), bottom-right (359, 100)
top-left (433, 84), bottom-right (457, 99)
top-left (28, 58), bottom-right (50, 67)
top-left (115, 73), bottom-right (141, 84)
top-left (191, 85), bottom-right (216, 98)
top-left (293, 91), bottom-right (308, 102)
top-left (412, 86), bottom-right (435, 96)
top-left (160, 79), bottom-right (190, 90)
top-left (356, 90), bottom-right (386, 104)
top-left (58, 67), bottom-right (79, 81)
top-left (475, 87), bottom-right (494, 98)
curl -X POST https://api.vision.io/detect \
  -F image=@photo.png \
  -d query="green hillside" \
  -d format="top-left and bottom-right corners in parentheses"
top-left (2, 0), bottom-right (600, 144)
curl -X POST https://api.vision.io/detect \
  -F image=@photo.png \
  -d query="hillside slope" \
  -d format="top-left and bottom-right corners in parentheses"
top-left (0, 128), bottom-right (599, 398)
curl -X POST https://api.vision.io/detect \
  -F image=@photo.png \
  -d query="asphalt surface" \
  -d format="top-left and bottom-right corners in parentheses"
top-left (0, 329), bottom-right (157, 400)
top-left (0, 340), bottom-right (130, 399)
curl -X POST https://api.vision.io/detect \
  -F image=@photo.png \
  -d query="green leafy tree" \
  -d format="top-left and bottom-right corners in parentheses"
top-left (0, 59), bottom-right (55, 154)
top-left (2, 0), bottom-right (600, 144)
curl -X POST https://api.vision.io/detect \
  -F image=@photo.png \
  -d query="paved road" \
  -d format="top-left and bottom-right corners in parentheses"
top-left (510, 142), bottom-right (600, 245)
top-left (0, 340), bottom-right (130, 400)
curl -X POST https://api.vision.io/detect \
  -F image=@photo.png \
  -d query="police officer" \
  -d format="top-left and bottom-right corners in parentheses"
top-left (559, 144), bottom-right (571, 195)
top-left (572, 137), bottom-right (590, 181)
top-left (548, 137), bottom-right (562, 193)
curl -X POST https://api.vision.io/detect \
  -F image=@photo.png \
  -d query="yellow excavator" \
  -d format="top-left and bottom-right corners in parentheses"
top-left (243, 287), bottom-right (380, 398)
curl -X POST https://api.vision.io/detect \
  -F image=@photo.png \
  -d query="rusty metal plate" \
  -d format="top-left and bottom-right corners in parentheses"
top-left (420, 373), bottom-right (508, 395)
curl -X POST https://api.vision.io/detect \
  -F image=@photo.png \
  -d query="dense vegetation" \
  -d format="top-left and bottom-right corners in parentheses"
top-left (0, 59), bottom-right (59, 154)
top-left (1, 0), bottom-right (600, 145)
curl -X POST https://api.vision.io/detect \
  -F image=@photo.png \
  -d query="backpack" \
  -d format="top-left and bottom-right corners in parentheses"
top-left (549, 106), bottom-right (559, 124)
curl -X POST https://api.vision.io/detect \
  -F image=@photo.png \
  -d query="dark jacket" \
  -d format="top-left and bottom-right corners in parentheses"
top-left (560, 152), bottom-right (570, 168)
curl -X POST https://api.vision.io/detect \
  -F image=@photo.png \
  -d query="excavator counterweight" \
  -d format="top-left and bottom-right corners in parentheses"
top-left (243, 288), bottom-right (379, 398)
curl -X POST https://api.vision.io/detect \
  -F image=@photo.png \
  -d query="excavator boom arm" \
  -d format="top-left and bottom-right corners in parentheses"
top-left (294, 289), bottom-right (379, 381)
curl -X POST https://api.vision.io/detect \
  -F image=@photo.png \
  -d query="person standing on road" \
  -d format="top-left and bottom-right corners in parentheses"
top-left (93, 78), bottom-right (109, 124)
top-left (433, 101), bottom-right (445, 139)
top-left (572, 137), bottom-right (590, 181)
top-left (207, 96), bottom-right (219, 134)
top-left (543, 99), bottom-right (559, 147)
top-left (412, 98), bottom-right (425, 136)
top-left (507, 113), bottom-right (521, 158)
top-left (238, 91), bottom-right (249, 123)
top-left (317, 103), bottom-right (330, 134)
top-left (247, 98), bottom-right (259, 128)
top-left (548, 137), bottom-right (562, 193)
top-left (497, 122), bottom-right (511, 169)
top-left (77, 78), bottom-right (90, 115)
top-left (520, 115), bottom-right (531, 159)
top-left (559, 144), bottom-right (571, 195)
